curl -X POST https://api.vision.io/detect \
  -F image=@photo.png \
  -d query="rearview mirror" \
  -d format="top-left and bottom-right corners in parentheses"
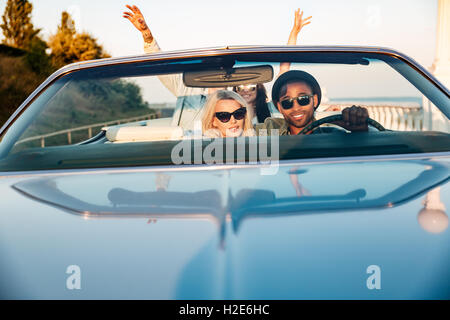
top-left (183, 65), bottom-right (274, 88)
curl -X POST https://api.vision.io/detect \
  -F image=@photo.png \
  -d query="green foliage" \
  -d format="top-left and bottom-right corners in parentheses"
top-left (0, 43), bottom-right (25, 56)
top-left (71, 32), bottom-right (110, 61)
top-left (0, 1), bottom-right (53, 125)
top-left (1, 0), bottom-right (39, 49)
top-left (22, 78), bottom-right (153, 144)
top-left (0, 53), bottom-right (46, 125)
top-left (78, 79), bottom-right (149, 112)
top-left (0, 5), bottom-right (114, 128)
top-left (48, 11), bottom-right (110, 69)
top-left (24, 36), bottom-right (54, 76)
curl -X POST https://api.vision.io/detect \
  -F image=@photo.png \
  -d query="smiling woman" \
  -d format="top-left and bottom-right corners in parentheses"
top-left (201, 90), bottom-right (254, 138)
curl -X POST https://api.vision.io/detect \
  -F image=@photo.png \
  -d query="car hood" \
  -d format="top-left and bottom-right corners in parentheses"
top-left (0, 156), bottom-right (449, 299)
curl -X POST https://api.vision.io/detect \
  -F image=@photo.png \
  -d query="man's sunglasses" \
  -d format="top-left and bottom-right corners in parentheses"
top-left (215, 107), bottom-right (247, 123)
top-left (235, 84), bottom-right (257, 93)
top-left (280, 95), bottom-right (314, 110)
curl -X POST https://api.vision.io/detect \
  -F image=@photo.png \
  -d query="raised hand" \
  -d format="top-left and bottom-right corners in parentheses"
top-left (280, 8), bottom-right (312, 75)
top-left (291, 8), bottom-right (312, 36)
top-left (123, 4), bottom-right (153, 42)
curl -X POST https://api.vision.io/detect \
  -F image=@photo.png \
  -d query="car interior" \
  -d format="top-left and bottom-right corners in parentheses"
top-left (0, 51), bottom-right (449, 171)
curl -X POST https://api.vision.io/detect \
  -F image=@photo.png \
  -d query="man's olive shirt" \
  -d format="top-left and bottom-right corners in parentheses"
top-left (254, 117), bottom-right (340, 135)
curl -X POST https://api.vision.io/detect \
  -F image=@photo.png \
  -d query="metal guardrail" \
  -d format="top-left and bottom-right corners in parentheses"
top-left (365, 105), bottom-right (423, 131)
top-left (321, 105), bottom-right (423, 131)
top-left (17, 112), bottom-right (159, 147)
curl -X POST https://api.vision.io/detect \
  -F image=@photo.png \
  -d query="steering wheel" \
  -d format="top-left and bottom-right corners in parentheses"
top-left (298, 114), bottom-right (386, 135)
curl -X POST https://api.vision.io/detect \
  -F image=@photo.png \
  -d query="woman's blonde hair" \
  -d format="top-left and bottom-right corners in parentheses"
top-left (201, 89), bottom-right (254, 137)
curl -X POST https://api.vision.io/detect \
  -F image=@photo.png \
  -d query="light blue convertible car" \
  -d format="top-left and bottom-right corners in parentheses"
top-left (0, 46), bottom-right (449, 299)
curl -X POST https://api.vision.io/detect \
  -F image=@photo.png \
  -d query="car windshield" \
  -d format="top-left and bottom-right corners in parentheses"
top-left (0, 50), bottom-right (449, 172)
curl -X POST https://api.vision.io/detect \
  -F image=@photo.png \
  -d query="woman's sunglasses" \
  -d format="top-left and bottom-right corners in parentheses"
top-left (215, 107), bottom-right (247, 123)
top-left (280, 95), bottom-right (314, 110)
top-left (235, 84), bottom-right (257, 93)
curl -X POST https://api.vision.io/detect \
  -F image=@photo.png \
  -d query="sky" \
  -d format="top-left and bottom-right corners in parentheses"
top-left (0, 0), bottom-right (439, 68)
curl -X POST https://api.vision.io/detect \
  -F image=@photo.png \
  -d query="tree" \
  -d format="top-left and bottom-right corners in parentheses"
top-left (24, 36), bottom-right (53, 76)
top-left (1, 0), bottom-right (40, 49)
top-left (47, 11), bottom-right (75, 68)
top-left (48, 11), bottom-right (110, 69)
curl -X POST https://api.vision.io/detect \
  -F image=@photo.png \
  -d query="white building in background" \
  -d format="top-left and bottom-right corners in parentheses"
top-left (423, 0), bottom-right (450, 132)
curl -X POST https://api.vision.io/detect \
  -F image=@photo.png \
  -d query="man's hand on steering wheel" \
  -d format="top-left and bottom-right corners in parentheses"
top-left (298, 106), bottom-right (385, 135)
top-left (333, 105), bottom-right (369, 132)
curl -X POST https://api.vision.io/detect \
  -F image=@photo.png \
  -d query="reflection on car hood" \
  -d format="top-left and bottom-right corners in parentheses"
top-left (11, 158), bottom-right (450, 228)
top-left (0, 157), bottom-right (449, 299)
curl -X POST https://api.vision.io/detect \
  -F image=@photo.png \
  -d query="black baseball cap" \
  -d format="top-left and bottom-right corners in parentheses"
top-left (271, 70), bottom-right (322, 109)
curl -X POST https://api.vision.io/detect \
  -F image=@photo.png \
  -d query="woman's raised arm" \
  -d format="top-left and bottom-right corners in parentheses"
top-left (123, 4), bottom-right (154, 43)
top-left (279, 9), bottom-right (312, 76)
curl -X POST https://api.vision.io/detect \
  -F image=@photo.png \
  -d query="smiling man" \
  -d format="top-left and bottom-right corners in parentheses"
top-left (256, 70), bottom-right (369, 135)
